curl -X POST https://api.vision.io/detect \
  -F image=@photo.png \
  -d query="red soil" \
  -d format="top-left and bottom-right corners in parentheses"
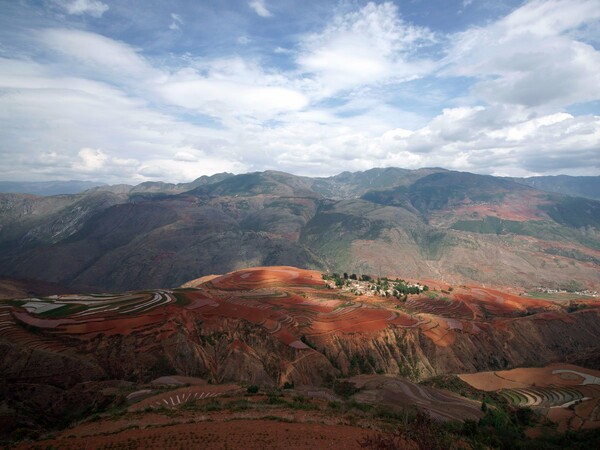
top-left (2, 266), bottom-right (582, 355)
top-left (429, 191), bottom-right (549, 224)
top-left (459, 364), bottom-right (600, 391)
top-left (20, 419), bottom-right (371, 450)
top-left (209, 266), bottom-right (325, 290)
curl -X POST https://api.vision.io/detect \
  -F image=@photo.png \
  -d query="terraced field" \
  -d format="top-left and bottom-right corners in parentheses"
top-left (406, 296), bottom-right (476, 319)
top-left (129, 384), bottom-right (241, 411)
top-left (1, 266), bottom-right (592, 357)
top-left (3, 265), bottom-right (600, 444)
top-left (351, 374), bottom-right (483, 422)
top-left (500, 386), bottom-right (586, 408)
top-left (1, 267), bottom-right (428, 351)
top-left (460, 364), bottom-right (600, 431)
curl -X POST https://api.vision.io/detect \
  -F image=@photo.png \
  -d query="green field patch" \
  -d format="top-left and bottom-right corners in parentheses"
top-left (172, 292), bottom-right (191, 306)
top-left (38, 303), bottom-right (89, 318)
top-left (524, 291), bottom-right (595, 301)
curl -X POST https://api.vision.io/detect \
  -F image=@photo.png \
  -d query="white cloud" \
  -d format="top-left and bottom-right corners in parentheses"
top-left (248, 0), bottom-right (272, 18)
top-left (237, 36), bottom-right (251, 45)
top-left (38, 28), bottom-right (160, 80)
top-left (231, 101), bottom-right (600, 177)
top-left (446, 0), bottom-right (600, 109)
top-left (174, 150), bottom-right (198, 162)
top-left (297, 2), bottom-right (436, 96)
top-left (139, 156), bottom-right (246, 181)
top-left (169, 13), bottom-right (183, 30)
top-left (0, 56), bottom-right (231, 183)
top-left (158, 59), bottom-right (308, 119)
top-left (75, 148), bottom-right (107, 171)
top-left (1, 1), bottom-right (599, 183)
top-left (56, 0), bottom-right (109, 18)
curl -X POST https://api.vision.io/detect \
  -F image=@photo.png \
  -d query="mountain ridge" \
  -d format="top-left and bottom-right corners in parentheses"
top-left (0, 168), bottom-right (598, 292)
top-left (3, 168), bottom-right (598, 200)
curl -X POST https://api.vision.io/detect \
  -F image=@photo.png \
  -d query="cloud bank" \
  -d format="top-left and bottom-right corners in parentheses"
top-left (0, 0), bottom-right (598, 183)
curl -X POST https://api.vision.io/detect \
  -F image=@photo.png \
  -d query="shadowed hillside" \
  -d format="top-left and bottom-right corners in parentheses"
top-left (0, 168), bottom-right (598, 291)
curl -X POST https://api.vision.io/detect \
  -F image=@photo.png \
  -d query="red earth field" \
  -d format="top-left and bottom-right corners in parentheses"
top-left (3, 265), bottom-right (600, 446)
top-left (3, 266), bottom-right (580, 353)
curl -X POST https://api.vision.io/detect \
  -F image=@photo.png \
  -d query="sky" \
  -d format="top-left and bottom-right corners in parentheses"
top-left (0, 0), bottom-right (599, 183)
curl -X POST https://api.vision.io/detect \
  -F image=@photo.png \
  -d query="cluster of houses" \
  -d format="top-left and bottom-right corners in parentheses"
top-left (323, 273), bottom-right (427, 298)
top-left (534, 287), bottom-right (598, 298)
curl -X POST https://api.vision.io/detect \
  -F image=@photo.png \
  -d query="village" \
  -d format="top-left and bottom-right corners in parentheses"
top-left (533, 287), bottom-right (599, 298)
top-left (322, 272), bottom-right (428, 299)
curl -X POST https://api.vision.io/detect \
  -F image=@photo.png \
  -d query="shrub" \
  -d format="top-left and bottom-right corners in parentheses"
top-left (246, 385), bottom-right (259, 394)
top-left (333, 379), bottom-right (360, 398)
top-left (359, 412), bottom-right (450, 450)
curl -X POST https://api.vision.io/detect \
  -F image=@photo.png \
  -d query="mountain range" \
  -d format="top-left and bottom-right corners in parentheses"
top-left (0, 167), bottom-right (598, 292)
top-left (0, 180), bottom-right (106, 196)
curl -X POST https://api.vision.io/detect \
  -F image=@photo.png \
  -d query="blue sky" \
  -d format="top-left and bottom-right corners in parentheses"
top-left (0, 0), bottom-right (599, 183)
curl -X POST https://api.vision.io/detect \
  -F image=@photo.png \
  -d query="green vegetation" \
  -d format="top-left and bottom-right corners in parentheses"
top-left (567, 303), bottom-right (588, 313)
top-left (37, 303), bottom-right (89, 318)
top-left (541, 197), bottom-right (600, 229)
top-left (358, 391), bottom-right (600, 450)
top-left (451, 215), bottom-right (600, 251)
top-left (199, 330), bottom-right (229, 346)
top-left (300, 334), bottom-right (317, 350)
top-left (180, 398), bottom-right (223, 412)
top-left (420, 375), bottom-right (504, 403)
top-left (171, 291), bottom-right (192, 306)
top-left (333, 379), bottom-right (360, 398)
top-left (146, 355), bottom-right (176, 378)
top-left (246, 385), bottom-right (259, 394)
top-left (358, 411), bottom-right (452, 450)
top-left (349, 353), bottom-right (374, 375)
top-left (323, 272), bottom-right (426, 300)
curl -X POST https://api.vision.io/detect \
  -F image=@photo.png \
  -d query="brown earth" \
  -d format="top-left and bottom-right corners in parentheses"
top-left (459, 364), bottom-right (600, 391)
top-left (16, 419), bottom-right (373, 450)
top-left (13, 387), bottom-right (426, 450)
top-left (2, 265), bottom-right (600, 439)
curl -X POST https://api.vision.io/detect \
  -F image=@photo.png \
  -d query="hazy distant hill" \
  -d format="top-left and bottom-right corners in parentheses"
top-left (0, 168), bottom-right (598, 291)
top-left (88, 172), bottom-right (234, 196)
top-left (512, 175), bottom-right (600, 201)
top-left (0, 180), bottom-right (106, 196)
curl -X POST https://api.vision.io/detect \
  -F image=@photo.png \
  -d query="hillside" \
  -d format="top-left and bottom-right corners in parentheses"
top-left (0, 168), bottom-right (598, 292)
top-left (2, 265), bottom-right (600, 446)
